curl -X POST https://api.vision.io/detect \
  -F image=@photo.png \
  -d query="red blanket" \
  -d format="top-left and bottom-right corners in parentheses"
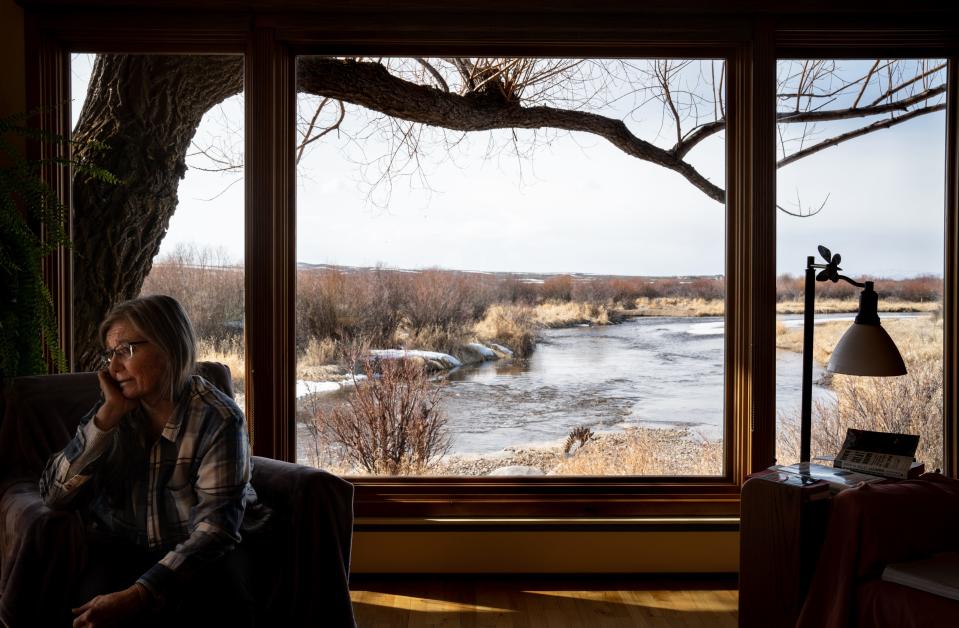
top-left (797, 474), bottom-right (959, 628)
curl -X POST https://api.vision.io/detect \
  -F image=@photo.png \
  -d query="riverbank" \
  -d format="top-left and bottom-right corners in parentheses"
top-left (303, 426), bottom-right (724, 477)
top-left (433, 427), bottom-right (723, 476)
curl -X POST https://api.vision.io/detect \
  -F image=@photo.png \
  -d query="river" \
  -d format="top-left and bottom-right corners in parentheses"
top-left (441, 315), bottom-right (838, 455)
top-left (296, 313), bottom-right (920, 461)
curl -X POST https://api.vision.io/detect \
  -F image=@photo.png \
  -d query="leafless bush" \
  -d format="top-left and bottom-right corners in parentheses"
top-left (140, 243), bottom-right (244, 342)
top-left (564, 425), bottom-right (594, 454)
top-left (316, 352), bottom-right (451, 475)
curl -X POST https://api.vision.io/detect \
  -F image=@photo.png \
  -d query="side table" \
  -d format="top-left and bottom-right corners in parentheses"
top-left (738, 470), bottom-right (833, 628)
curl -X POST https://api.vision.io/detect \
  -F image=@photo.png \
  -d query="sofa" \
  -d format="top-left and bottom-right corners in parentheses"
top-left (797, 473), bottom-right (959, 628)
top-left (0, 364), bottom-right (357, 627)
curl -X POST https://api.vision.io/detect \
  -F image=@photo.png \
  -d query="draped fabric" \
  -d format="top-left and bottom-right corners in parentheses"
top-left (797, 474), bottom-right (959, 628)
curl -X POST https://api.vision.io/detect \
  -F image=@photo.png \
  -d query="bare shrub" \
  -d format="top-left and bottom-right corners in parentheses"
top-left (474, 304), bottom-right (537, 357)
top-left (564, 425), bottom-right (594, 454)
top-left (316, 353), bottom-right (451, 475)
top-left (777, 315), bottom-right (944, 469)
top-left (541, 275), bottom-right (574, 302)
top-left (140, 243), bottom-right (244, 342)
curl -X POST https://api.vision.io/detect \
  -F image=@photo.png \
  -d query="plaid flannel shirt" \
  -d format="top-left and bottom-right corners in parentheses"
top-left (39, 375), bottom-right (257, 603)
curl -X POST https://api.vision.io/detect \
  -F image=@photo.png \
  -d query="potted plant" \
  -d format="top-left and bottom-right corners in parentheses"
top-left (0, 112), bottom-right (115, 379)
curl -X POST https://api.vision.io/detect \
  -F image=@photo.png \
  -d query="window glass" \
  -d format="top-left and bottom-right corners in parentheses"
top-left (71, 53), bottom-right (247, 410)
top-left (774, 59), bottom-right (946, 471)
top-left (294, 57), bottom-right (728, 477)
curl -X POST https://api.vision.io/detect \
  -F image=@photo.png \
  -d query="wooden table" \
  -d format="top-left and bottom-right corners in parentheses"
top-left (738, 470), bottom-right (833, 628)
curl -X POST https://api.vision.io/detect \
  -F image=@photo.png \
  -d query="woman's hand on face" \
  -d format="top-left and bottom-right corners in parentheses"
top-left (94, 369), bottom-right (137, 430)
top-left (71, 584), bottom-right (147, 628)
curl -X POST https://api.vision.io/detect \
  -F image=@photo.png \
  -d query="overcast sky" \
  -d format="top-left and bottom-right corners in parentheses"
top-left (72, 55), bottom-right (946, 278)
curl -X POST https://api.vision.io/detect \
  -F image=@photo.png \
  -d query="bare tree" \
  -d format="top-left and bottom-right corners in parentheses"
top-left (68, 54), bottom-right (946, 368)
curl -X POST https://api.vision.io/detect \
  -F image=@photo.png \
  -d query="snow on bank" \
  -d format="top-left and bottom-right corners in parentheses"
top-left (370, 349), bottom-right (462, 369)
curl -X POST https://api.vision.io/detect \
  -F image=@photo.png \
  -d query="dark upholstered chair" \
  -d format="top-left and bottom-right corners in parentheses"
top-left (0, 363), bottom-right (356, 627)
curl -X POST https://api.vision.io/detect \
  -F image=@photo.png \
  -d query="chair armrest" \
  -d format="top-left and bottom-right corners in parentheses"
top-left (0, 481), bottom-right (86, 627)
top-left (248, 456), bottom-right (356, 627)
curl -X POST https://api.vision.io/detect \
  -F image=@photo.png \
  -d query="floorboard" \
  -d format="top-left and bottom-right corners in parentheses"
top-left (350, 576), bottom-right (738, 628)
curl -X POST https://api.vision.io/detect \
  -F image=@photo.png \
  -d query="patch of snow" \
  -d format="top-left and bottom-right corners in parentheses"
top-left (487, 465), bottom-right (545, 476)
top-left (370, 349), bottom-right (462, 369)
top-left (296, 376), bottom-right (363, 398)
top-left (489, 343), bottom-right (513, 357)
top-left (466, 343), bottom-right (497, 359)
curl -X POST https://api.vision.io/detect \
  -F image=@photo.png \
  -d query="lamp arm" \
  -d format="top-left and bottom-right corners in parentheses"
top-left (832, 274), bottom-right (867, 289)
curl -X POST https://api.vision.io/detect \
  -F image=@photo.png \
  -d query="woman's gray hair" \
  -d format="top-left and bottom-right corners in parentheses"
top-left (99, 294), bottom-right (197, 402)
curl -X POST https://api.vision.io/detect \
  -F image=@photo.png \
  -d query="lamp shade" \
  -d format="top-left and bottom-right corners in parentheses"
top-left (827, 322), bottom-right (907, 376)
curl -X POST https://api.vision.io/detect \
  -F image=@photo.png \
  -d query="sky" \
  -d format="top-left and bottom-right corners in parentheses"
top-left (71, 56), bottom-right (946, 278)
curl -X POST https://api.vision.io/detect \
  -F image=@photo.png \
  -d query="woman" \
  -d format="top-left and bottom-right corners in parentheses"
top-left (39, 295), bottom-right (258, 628)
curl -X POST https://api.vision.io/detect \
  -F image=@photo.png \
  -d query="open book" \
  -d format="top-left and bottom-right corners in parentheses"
top-left (882, 553), bottom-right (959, 601)
top-left (834, 429), bottom-right (920, 479)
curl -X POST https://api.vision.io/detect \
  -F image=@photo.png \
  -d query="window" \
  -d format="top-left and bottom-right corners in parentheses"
top-left (774, 58), bottom-right (947, 471)
top-left (69, 52), bottom-right (247, 409)
top-left (293, 57), bottom-right (728, 478)
top-left (26, 5), bottom-right (957, 517)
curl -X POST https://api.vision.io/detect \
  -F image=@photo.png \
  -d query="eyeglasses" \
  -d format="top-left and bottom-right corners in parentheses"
top-left (100, 341), bottom-right (149, 367)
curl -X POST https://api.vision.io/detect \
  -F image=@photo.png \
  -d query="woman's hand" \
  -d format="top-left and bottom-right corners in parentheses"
top-left (94, 369), bottom-right (137, 430)
top-left (71, 584), bottom-right (148, 628)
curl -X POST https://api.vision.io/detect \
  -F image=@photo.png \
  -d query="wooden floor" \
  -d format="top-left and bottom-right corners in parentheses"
top-left (351, 575), bottom-right (739, 627)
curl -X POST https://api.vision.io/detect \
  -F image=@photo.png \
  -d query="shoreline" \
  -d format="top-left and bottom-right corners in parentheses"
top-left (319, 426), bottom-right (726, 477)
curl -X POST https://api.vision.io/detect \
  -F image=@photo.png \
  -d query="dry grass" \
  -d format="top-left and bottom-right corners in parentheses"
top-left (473, 304), bottom-right (537, 357)
top-left (776, 314), bottom-right (944, 471)
top-left (631, 297), bottom-right (725, 317)
top-left (775, 298), bottom-right (940, 315)
top-left (197, 336), bottom-right (245, 390)
top-left (552, 428), bottom-right (724, 476)
top-left (533, 300), bottom-right (612, 327)
top-left (298, 336), bottom-right (339, 371)
top-left (776, 313), bottom-right (943, 365)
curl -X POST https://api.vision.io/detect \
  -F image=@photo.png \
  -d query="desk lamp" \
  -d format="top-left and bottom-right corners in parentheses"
top-left (799, 245), bottom-right (907, 463)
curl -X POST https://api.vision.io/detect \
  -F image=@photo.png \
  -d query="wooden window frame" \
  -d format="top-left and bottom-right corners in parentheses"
top-left (22, 2), bottom-right (958, 520)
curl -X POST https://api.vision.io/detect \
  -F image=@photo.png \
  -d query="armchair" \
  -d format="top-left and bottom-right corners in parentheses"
top-left (0, 364), bottom-right (356, 627)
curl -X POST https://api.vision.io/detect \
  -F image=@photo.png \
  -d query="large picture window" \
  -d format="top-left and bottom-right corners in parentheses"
top-left (293, 57), bottom-right (727, 477)
top-left (27, 5), bottom-right (957, 517)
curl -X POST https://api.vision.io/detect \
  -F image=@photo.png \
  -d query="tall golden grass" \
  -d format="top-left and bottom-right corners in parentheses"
top-left (552, 428), bottom-right (724, 476)
top-left (776, 313), bottom-right (944, 470)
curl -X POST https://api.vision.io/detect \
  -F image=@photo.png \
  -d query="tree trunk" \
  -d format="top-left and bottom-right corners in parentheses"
top-left (71, 55), bottom-right (242, 370)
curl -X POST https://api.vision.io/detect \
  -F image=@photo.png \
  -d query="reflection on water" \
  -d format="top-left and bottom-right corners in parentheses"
top-left (443, 316), bottom-right (728, 455)
top-left (295, 312), bottom-right (919, 461)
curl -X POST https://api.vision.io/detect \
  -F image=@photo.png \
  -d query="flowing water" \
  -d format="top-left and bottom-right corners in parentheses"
top-left (441, 315), bottom-right (834, 455)
top-left (296, 313), bottom-right (920, 461)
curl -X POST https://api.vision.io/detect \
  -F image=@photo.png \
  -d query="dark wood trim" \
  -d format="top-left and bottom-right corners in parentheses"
top-left (20, 3), bottom-right (959, 514)
top-left (750, 19), bottom-right (778, 473)
top-left (26, 15), bottom-right (73, 372)
top-left (245, 27), bottom-right (297, 461)
top-left (725, 43), bottom-right (751, 483)
top-left (946, 57), bottom-right (958, 479)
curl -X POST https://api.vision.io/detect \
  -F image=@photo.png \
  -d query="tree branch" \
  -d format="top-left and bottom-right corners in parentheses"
top-left (297, 57), bottom-right (725, 203)
top-left (777, 85), bottom-right (945, 124)
top-left (778, 104), bottom-right (945, 168)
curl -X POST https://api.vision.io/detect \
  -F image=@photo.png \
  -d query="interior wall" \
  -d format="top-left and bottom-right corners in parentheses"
top-left (352, 530), bottom-right (739, 574)
top-left (0, 0), bottom-right (25, 122)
